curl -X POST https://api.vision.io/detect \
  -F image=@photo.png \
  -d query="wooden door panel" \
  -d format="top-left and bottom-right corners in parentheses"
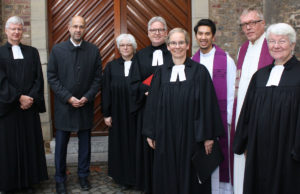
top-left (48, 0), bottom-right (191, 136)
top-left (48, 0), bottom-right (116, 136)
top-left (126, 0), bottom-right (191, 54)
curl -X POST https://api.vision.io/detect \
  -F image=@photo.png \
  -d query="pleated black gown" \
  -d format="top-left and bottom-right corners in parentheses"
top-left (0, 43), bottom-right (48, 192)
top-left (234, 56), bottom-right (300, 194)
top-left (102, 57), bottom-right (137, 186)
top-left (143, 58), bottom-right (225, 194)
top-left (130, 43), bottom-right (172, 192)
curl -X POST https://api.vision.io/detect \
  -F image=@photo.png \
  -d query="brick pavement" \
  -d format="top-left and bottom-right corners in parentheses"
top-left (12, 162), bottom-right (142, 194)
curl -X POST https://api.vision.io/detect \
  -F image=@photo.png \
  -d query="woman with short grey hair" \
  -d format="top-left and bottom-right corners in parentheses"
top-left (234, 23), bottom-right (300, 194)
top-left (116, 33), bottom-right (137, 52)
top-left (102, 33), bottom-right (138, 189)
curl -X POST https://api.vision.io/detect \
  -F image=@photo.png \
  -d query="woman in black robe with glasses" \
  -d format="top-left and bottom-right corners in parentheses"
top-left (102, 33), bottom-right (138, 189)
top-left (234, 23), bottom-right (300, 194)
top-left (143, 28), bottom-right (224, 194)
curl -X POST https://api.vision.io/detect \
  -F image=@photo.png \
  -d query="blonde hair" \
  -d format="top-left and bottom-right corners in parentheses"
top-left (166, 28), bottom-right (190, 45)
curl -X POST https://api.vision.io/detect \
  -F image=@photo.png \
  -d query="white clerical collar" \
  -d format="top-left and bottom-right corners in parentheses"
top-left (12, 45), bottom-right (24, 59)
top-left (266, 65), bottom-right (284, 87)
top-left (124, 60), bottom-right (132, 77)
top-left (70, 38), bottom-right (82, 47)
top-left (170, 64), bottom-right (186, 82)
top-left (250, 33), bottom-right (265, 47)
top-left (152, 50), bottom-right (164, 66)
top-left (200, 46), bottom-right (216, 57)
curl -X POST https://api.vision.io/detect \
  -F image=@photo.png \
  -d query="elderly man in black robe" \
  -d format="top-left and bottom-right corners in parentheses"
top-left (0, 16), bottom-right (48, 193)
top-left (130, 16), bottom-right (172, 193)
top-left (47, 16), bottom-right (102, 194)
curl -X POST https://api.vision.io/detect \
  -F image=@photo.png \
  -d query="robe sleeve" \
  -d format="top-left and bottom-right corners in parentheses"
top-left (83, 49), bottom-right (102, 102)
top-left (194, 65), bottom-right (225, 142)
top-left (47, 48), bottom-right (73, 103)
top-left (130, 56), bottom-right (150, 108)
top-left (142, 68), bottom-right (161, 140)
top-left (101, 62), bottom-right (112, 117)
top-left (27, 48), bottom-right (46, 113)
top-left (0, 58), bottom-right (21, 116)
top-left (233, 73), bottom-right (257, 155)
top-left (292, 108), bottom-right (300, 161)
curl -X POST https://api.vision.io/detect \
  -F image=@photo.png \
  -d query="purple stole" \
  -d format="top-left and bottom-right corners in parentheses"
top-left (192, 45), bottom-right (229, 182)
top-left (229, 38), bottom-right (273, 184)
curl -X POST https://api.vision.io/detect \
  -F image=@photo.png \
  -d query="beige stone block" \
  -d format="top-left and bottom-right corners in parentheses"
top-left (31, 22), bottom-right (47, 47)
top-left (41, 121), bottom-right (53, 141)
top-left (192, 0), bottom-right (209, 18)
top-left (39, 49), bottom-right (48, 64)
top-left (42, 64), bottom-right (49, 91)
top-left (40, 111), bottom-right (50, 123)
top-left (31, 0), bottom-right (48, 64)
top-left (31, 0), bottom-right (47, 20)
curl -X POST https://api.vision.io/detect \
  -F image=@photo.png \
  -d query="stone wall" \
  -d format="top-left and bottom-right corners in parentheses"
top-left (264, 0), bottom-right (300, 58)
top-left (2, 0), bottom-right (31, 45)
top-left (207, 0), bottom-right (300, 60)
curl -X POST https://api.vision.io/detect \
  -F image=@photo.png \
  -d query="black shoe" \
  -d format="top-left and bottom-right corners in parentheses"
top-left (0, 191), bottom-right (7, 194)
top-left (56, 182), bottom-right (67, 194)
top-left (23, 187), bottom-right (34, 193)
top-left (120, 185), bottom-right (132, 191)
top-left (79, 177), bottom-right (91, 191)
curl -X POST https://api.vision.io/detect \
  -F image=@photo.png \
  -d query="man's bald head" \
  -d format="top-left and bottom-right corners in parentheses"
top-left (68, 16), bottom-right (86, 44)
top-left (69, 16), bottom-right (86, 27)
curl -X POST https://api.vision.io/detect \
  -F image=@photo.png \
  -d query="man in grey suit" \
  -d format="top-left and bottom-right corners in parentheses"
top-left (47, 15), bottom-right (102, 194)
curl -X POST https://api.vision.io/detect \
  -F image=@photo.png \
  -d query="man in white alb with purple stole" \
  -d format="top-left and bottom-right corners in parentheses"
top-left (230, 6), bottom-right (273, 194)
top-left (192, 19), bottom-right (236, 194)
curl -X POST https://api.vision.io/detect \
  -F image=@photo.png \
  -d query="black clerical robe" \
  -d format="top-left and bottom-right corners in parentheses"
top-left (0, 42), bottom-right (48, 191)
top-left (102, 57), bottom-right (137, 186)
top-left (143, 58), bottom-right (225, 194)
top-left (130, 43), bottom-right (172, 192)
top-left (234, 56), bottom-right (300, 194)
top-left (130, 43), bottom-right (172, 109)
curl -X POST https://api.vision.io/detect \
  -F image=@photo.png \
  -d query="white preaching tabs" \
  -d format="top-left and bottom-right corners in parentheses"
top-left (170, 65), bottom-right (186, 82)
top-left (152, 50), bottom-right (163, 66)
top-left (12, 45), bottom-right (24, 59)
top-left (266, 65), bottom-right (284, 87)
top-left (124, 61), bottom-right (132, 77)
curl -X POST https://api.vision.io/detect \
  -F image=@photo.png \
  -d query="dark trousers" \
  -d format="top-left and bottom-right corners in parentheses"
top-left (55, 129), bottom-right (91, 183)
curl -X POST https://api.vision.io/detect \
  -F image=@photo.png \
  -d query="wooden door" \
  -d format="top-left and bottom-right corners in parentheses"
top-left (48, 0), bottom-right (191, 136)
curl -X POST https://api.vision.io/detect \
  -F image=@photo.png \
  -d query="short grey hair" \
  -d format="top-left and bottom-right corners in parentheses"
top-left (266, 23), bottom-right (296, 44)
top-left (166, 27), bottom-right (190, 45)
top-left (148, 16), bottom-right (167, 31)
top-left (241, 6), bottom-right (264, 20)
top-left (5, 16), bottom-right (24, 29)
top-left (116, 33), bottom-right (137, 53)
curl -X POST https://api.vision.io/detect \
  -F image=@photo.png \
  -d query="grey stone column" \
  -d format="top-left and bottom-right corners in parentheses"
top-left (31, 0), bottom-right (52, 141)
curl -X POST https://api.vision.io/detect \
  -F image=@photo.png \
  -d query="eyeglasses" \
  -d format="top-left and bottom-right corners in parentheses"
top-left (119, 44), bottom-right (132, 48)
top-left (72, 25), bottom-right (85, 29)
top-left (268, 39), bottom-right (289, 46)
top-left (149, 28), bottom-right (166, 34)
top-left (168, 41), bottom-right (186, 47)
top-left (8, 28), bottom-right (23, 32)
top-left (239, 20), bottom-right (262, 28)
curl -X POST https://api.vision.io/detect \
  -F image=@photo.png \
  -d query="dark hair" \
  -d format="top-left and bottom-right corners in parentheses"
top-left (193, 19), bottom-right (216, 36)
